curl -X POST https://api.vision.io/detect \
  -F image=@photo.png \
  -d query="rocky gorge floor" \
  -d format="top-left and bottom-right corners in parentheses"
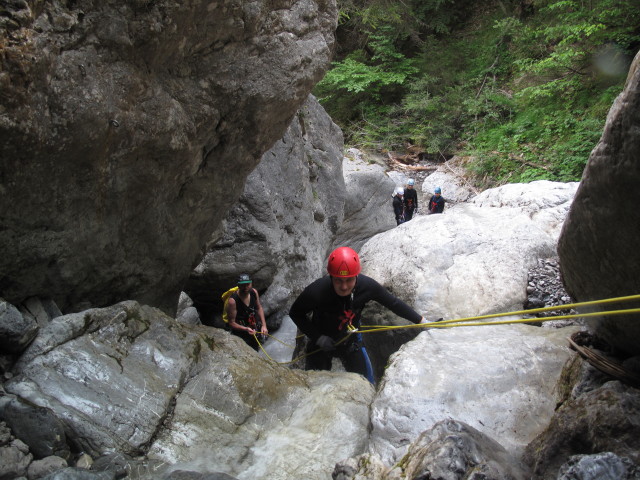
top-left (524, 257), bottom-right (576, 322)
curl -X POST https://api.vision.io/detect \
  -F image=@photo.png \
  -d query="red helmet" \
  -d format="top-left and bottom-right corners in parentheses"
top-left (327, 247), bottom-right (361, 277)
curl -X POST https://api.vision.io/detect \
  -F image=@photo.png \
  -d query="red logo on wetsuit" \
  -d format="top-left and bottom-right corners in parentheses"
top-left (338, 310), bottom-right (355, 331)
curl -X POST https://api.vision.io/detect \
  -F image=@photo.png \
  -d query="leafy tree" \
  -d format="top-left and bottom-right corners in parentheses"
top-left (314, 25), bottom-right (419, 128)
top-left (316, 0), bottom-right (640, 185)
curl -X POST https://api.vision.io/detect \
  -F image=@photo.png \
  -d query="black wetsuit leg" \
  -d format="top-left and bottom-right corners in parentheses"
top-left (405, 209), bottom-right (414, 221)
top-left (340, 336), bottom-right (375, 384)
top-left (305, 344), bottom-right (333, 371)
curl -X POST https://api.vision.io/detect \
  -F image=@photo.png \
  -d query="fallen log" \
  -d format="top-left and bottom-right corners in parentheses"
top-left (386, 152), bottom-right (438, 171)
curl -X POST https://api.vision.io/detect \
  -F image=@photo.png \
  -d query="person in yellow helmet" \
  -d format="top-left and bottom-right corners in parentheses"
top-left (225, 273), bottom-right (268, 350)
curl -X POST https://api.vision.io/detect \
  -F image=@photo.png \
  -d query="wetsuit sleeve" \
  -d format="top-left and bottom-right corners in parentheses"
top-left (369, 279), bottom-right (422, 324)
top-left (289, 284), bottom-right (322, 339)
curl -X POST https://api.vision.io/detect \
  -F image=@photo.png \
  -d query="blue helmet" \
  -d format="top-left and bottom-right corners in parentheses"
top-left (435, 187), bottom-right (441, 194)
top-left (407, 178), bottom-right (415, 186)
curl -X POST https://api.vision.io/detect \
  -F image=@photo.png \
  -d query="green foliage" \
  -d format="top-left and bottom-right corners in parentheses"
top-left (314, 24), bottom-right (418, 126)
top-left (513, 0), bottom-right (639, 102)
top-left (316, 0), bottom-right (639, 186)
top-left (467, 83), bottom-right (623, 185)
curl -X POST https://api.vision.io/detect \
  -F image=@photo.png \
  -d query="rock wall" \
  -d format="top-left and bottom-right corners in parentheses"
top-left (184, 95), bottom-right (345, 326)
top-left (0, 0), bottom-right (337, 314)
top-left (558, 49), bottom-right (640, 356)
top-left (331, 149), bottom-right (397, 252)
top-left (2, 300), bottom-right (373, 480)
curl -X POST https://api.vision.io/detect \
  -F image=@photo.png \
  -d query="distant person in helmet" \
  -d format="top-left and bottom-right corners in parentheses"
top-left (403, 178), bottom-right (418, 221)
top-left (289, 247), bottom-right (428, 384)
top-left (428, 186), bottom-right (445, 214)
top-left (392, 187), bottom-right (405, 225)
top-left (226, 273), bottom-right (268, 350)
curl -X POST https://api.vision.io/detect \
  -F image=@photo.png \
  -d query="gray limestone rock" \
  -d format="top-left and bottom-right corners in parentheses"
top-left (0, 0), bottom-right (337, 315)
top-left (18, 298), bottom-right (63, 328)
top-left (360, 180), bottom-right (578, 322)
top-left (0, 300), bottom-right (38, 354)
top-left (369, 324), bottom-right (580, 465)
top-left (4, 301), bottom-right (373, 480)
top-left (184, 95), bottom-right (345, 326)
top-left (332, 150), bottom-right (397, 252)
top-left (0, 423), bottom-right (32, 480)
top-left (393, 419), bottom-right (528, 480)
top-left (421, 156), bottom-right (478, 204)
top-left (333, 420), bottom-right (529, 480)
top-left (558, 49), bottom-right (640, 356)
top-left (27, 456), bottom-right (69, 480)
top-left (40, 467), bottom-right (115, 480)
top-left (524, 381), bottom-right (640, 479)
top-left (557, 452), bottom-right (640, 480)
top-left (332, 454), bottom-right (389, 480)
top-left (0, 395), bottom-right (70, 460)
top-left (165, 472), bottom-right (239, 480)
top-left (7, 301), bottom-right (201, 458)
top-left (147, 356), bottom-right (374, 480)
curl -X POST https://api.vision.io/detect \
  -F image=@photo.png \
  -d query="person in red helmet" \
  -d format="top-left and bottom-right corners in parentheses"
top-left (289, 246), bottom-right (427, 384)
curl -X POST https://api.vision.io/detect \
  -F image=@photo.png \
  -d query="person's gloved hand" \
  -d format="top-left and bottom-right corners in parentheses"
top-left (316, 335), bottom-right (336, 352)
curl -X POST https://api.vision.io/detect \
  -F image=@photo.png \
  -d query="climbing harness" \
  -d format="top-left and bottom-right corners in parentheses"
top-left (250, 293), bottom-right (640, 366)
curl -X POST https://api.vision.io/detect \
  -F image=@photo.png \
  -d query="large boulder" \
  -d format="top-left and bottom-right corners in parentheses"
top-left (332, 149), bottom-right (397, 252)
top-left (5, 300), bottom-right (373, 480)
top-left (0, 300), bottom-right (38, 354)
top-left (557, 49), bottom-right (640, 356)
top-left (368, 324), bottom-right (580, 465)
top-left (421, 156), bottom-right (478, 205)
top-left (184, 95), bottom-right (345, 326)
top-left (524, 380), bottom-right (640, 479)
top-left (360, 180), bottom-right (578, 321)
top-left (0, 396), bottom-right (69, 460)
top-left (9, 301), bottom-right (200, 457)
top-left (0, 0), bottom-right (337, 314)
top-left (334, 419), bottom-right (529, 480)
top-left (343, 181), bottom-right (577, 382)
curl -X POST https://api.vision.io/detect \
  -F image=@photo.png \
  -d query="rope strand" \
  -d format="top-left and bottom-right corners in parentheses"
top-left (253, 294), bottom-right (640, 364)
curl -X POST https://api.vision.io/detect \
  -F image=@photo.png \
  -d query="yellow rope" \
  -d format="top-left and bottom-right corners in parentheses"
top-left (253, 294), bottom-right (640, 364)
top-left (255, 326), bottom-right (358, 365)
top-left (359, 307), bottom-right (640, 333)
top-left (360, 293), bottom-right (640, 331)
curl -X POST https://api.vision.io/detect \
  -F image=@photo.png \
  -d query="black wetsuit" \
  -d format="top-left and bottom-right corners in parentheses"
top-left (403, 188), bottom-right (418, 221)
top-left (230, 290), bottom-right (261, 350)
top-left (429, 195), bottom-right (445, 214)
top-left (393, 196), bottom-right (405, 225)
top-left (289, 274), bottom-right (422, 383)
